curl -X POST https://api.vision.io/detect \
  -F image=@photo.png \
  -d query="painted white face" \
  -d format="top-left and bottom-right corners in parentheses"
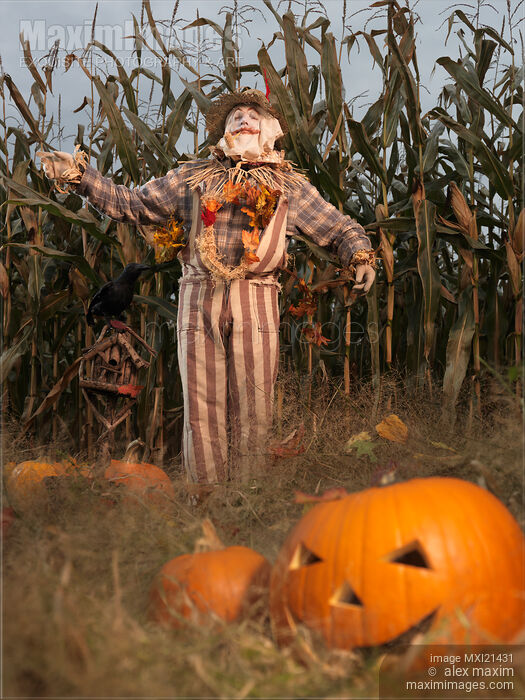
top-left (228, 105), bottom-right (261, 136)
top-left (218, 103), bottom-right (283, 162)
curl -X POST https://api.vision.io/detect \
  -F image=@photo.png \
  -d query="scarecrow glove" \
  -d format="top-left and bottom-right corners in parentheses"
top-left (36, 146), bottom-right (87, 193)
top-left (352, 263), bottom-right (375, 295)
top-left (36, 150), bottom-right (75, 179)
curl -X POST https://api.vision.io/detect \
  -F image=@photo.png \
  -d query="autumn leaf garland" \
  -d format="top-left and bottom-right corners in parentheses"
top-left (200, 180), bottom-right (280, 269)
top-left (151, 180), bottom-right (280, 277)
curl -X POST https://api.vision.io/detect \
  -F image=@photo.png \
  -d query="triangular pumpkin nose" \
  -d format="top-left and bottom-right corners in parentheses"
top-left (330, 580), bottom-right (364, 608)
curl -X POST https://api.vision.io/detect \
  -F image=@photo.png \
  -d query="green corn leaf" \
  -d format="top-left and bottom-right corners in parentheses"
top-left (283, 12), bottom-right (312, 119)
top-left (387, 33), bottom-right (422, 145)
top-left (476, 39), bottom-right (497, 87)
top-left (383, 90), bottom-right (404, 148)
top-left (357, 31), bottom-right (385, 74)
top-left (131, 14), bottom-right (143, 65)
top-left (0, 323), bottom-right (33, 385)
top-left (3, 178), bottom-right (112, 243)
top-left (346, 111), bottom-right (387, 185)
top-left (437, 57), bottom-right (517, 129)
top-left (367, 278), bottom-right (380, 388)
top-left (258, 46), bottom-right (304, 162)
top-left (143, 0), bottom-right (168, 55)
top-left (178, 77), bottom-right (212, 113)
top-left (4, 75), bottom-right (42, 141)
top-left (321, 31), bottom-right (343, 138)
top-left (183, 16), bottom-right (224, 37)
top-left (134, 294), bottom-right (178, 323)
top-left (122, 107), bottom-right (173, 170)
top-left (90, 41), bottom-right (137, 113)
top-left (166, 90), bottom-right (193, 154)
top-left (261, 0), bottom-right (285, 29)
top-left (92, 75), bottom-right (140, 183)
top-left (222, 13), bottom-right (237, 91)
top-left (5, 243), bottom-right (101, 284)
top-left (428, 109), bottom-right (514, 198)
top-left (414, 192), bottom-right (441, 362)
top-left (420, 122), bottom-right (445, 173)
top-left (292, 233), bottom-right (339, 265)
top-left (161, 61), bottom-right (173, 113)
top-left (442, 287), bottom-right (475, 419)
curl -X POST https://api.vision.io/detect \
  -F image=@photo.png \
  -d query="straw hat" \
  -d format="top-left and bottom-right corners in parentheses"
top-left (205, 88), bottom-right (288, 145)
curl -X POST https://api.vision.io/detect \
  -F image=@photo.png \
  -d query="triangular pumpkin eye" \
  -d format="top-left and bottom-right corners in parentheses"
top-left (289, 542), bottom-right (323, 570)
top-left (387, 540), bottom-right (431, 569)
top-left (330, 580), bottom-right (364, 608)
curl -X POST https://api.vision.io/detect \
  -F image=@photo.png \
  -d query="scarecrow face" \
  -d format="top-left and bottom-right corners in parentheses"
top-left (228, 105), bottom-right (261, 136)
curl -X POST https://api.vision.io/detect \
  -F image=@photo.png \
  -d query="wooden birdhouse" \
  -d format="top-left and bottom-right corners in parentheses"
top-left (79, 322), bottom-right (156, 450)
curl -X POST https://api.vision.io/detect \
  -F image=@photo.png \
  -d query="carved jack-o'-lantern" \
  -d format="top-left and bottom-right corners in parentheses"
top-left (270, 478), bottom-right (525, 650)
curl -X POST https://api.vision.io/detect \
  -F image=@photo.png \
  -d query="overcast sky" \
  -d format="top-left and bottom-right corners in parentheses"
top-left (1, 0), bottom-right (521, 155)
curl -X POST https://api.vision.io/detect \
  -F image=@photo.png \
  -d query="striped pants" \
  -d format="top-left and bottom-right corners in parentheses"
top-left (177, 276), bottom-right (280, 483)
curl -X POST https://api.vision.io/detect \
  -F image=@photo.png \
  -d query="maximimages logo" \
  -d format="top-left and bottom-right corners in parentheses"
top-left (18, 20), bottom-right (228, 53)
top-left (20, 20), bottom-right (138, 51)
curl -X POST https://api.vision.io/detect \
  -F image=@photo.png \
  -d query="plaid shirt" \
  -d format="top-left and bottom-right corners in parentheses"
top-left (76, 159), bottom-right (372, 267)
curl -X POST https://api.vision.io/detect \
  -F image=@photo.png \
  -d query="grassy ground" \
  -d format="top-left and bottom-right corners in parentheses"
top-left (2, 371), bottom-right (524, 698)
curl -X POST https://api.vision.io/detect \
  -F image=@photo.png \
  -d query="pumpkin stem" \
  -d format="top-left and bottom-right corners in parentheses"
top-left (122, 438), bottom-right (147, 463)
top-left (194, 518), bottom-right (225, 552)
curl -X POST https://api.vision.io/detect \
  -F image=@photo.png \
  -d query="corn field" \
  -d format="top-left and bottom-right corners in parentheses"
top-left (0, 0), bottom-right (523, 461)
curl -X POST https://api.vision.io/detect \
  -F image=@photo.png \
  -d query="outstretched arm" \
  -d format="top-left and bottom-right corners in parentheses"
top-left (293, 179), bottom-right (376, 293)
top-left (37, 149), bottom-right (190, 225)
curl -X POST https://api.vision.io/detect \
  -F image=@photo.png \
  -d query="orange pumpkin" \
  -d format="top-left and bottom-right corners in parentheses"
top-left (104, 460), bottom-right (175, 508)
top-left (4, 459), bottom-right (87, 515)
top-left (150, 546), bottom-right (271, 628)
top-left (270, 477), bottom-right (525, 650)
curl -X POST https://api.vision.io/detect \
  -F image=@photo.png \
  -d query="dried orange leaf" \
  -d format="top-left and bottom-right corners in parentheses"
top-left (294, 487), bottom-right (349, 504)
top-left (243, 251), bottom-right (260, 264)
top-left (269, 424), bottom-right (305, 459)
top-left (375, 414), bottom-right (408, 443)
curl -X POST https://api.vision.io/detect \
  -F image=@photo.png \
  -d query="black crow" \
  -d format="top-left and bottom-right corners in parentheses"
top-left (86, 263), bottom-right (151, 326)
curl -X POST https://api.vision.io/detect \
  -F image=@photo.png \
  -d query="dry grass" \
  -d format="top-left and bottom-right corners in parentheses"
top-left (2, 371), bottom-right (524, 698)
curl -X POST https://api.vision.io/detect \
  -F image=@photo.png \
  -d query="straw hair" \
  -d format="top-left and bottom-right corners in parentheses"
top-left (206, 89), bottom-right (288, 145)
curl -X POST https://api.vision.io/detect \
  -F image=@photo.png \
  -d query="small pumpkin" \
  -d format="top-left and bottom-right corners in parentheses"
top-left (4, 459), bottom-right (87, 515)
top-left (270, 477), bottom-right (525, 650)
top-left (104, 460), bottom-right (175, 508)
top-left (150, 545), bottom-right (271, 628)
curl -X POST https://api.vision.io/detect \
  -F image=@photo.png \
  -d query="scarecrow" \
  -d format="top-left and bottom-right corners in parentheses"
top-left (38, 89), bottom-right (376, 484)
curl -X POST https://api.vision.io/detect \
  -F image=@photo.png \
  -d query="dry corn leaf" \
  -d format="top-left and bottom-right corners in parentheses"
top-left (375, 414), bottom-right (408, 443)
top-left (379, 229), bottom-right (394, 282)
top-left (69, 267), bottom-right (90, 300)
top-left (0, 262), bottom-right (9, 298)
top-left (512, 208), bottom-right (524, 258)
top-left (269, 424), bottom-right (305, 459)
top-left (505, 241), bottom-right (521, 297)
